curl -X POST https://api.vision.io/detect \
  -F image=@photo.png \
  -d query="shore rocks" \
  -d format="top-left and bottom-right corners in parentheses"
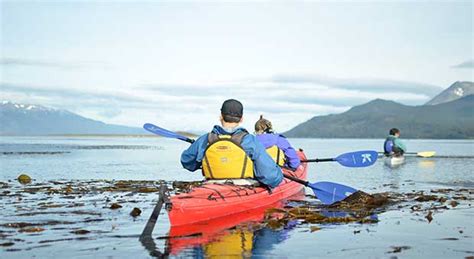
top-left (110, 203), bottom-right (122, 209)
top-left (17, 174), bottom-right (32, 185)
top-left (18, 227), bottom-right (45, 233)
top-left (130, 208), bottom-right (142, 217)
top-left (71, 229), bottom-right (90, 235)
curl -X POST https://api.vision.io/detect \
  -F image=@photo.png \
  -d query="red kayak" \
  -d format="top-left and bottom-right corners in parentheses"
top-left (168, 151), bottom-right (308, 226)
top-left (168, 190), bottom-right (304, 255)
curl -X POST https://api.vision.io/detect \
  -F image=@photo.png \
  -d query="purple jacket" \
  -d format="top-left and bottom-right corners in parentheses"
top-left (256, 133), bottom-right (301, 170)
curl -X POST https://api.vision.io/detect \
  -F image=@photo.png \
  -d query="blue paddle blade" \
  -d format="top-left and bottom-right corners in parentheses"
top-left (308, 181), bottom-right (358, 205)
top-left (143, 123), bottom-right (194, 143)
top-left (370, 213), bottom-right (378, 222)
top-left (335, 150), bottom-right (378, 167)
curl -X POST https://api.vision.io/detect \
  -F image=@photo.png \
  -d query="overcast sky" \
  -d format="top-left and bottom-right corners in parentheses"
top-left (1, 1), bottom-right (473, 132)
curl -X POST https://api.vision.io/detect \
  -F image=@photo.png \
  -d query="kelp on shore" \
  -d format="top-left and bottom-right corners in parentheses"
top-left (0, 177), bottom-right (473, 253)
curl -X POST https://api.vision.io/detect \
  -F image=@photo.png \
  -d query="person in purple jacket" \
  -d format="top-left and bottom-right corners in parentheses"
top-left (254, 115), bottom-right (301, 171)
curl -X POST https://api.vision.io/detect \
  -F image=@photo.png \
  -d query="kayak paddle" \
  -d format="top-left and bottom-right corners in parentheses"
top-left (139, 184), bottom-right (168, 256)
top-left (145, 123), bottom-right (377, 168)
top-left (407, 151), bottom-right (436, 158)
top-left (140, 184), bottom-right (168, 239)
top-left (284, 174), bottom-right (357, 204)
top-left (378, 151), bottom-right (436, 158)
top-left (144, 123), bottom-right (195, 144)
top-left (302, 150), bottom-right (378, 168)
top-left (143, 123), bottom-right (360, 204)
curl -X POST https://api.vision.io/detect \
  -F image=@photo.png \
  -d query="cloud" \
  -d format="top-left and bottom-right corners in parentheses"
top-left (141, 75), bottom-right (437, 107)
top-left (0, 58), bottom-right (110, 69)
top-left (1, 81), bottom-right (347, 131)
top-left (131, 75), bottom-right (439, 131)
top-left (451, 60), bottom-right (474, 69)
top-left (268, 74), bottom-right (443, 96)
top-left (0, 83), bottom-right (145, 104)
top-left (1, 73), bottom-right (442, 132)
top-left (98, 108), bottom-right (123, 118)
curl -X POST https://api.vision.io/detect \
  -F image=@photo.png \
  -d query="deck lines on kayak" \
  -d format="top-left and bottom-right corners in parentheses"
top-left (176, 184), bottom-right (264, 200)
top-left (200, 186), bottom-right (227, 200)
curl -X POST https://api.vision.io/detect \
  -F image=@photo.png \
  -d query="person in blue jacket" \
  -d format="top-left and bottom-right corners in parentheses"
top-left (254, 115), bottom-right (301, 170)
top-left (383, 128), bottom-right (407, 156)
top-left (181, 99), bottom-right (283, 188)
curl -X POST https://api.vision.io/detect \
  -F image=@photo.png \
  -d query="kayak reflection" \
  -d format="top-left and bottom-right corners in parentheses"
top-left (140, 190), bottom-right (379, 258)
top-left (167, 192), bottom-right (304, 257)
top-left (169, 218), bottom-right (297, 258)
top-left (166, 206), bottom-right (378, 258)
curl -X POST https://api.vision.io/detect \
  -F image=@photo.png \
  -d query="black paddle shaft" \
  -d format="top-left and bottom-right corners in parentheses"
top-left (283, 174), bottom-right (310, 187)
top-left (301, 158), bottom-right (335, 163)
top-left (140, 184), bottom-right (168, 239)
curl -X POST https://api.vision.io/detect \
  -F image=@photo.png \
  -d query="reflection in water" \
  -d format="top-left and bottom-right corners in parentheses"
top-left (418, 160), bottom-right (436, 169)
top-left (202, 228), bottom-right (254, 258)
top-left (140, 235), bottom-right (165, 258)
top-left (166, 192), bottom-right (305, 258)
top-left (159, 190), bottom-right (379, 258)
top-left (165, 209), bottom-right (378, 258)
top-left (383, 158), bottom-right (405, 169)
top-left (251, 221), bottom-right (298, 257)
top-left (168, 218), bottom-right (295, 258)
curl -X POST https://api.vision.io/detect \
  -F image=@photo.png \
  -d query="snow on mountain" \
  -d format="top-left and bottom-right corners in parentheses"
top-left (0, 101), bottom-right (143, 135)
top-left (425, 81), bottom-right (474, 105)
top-left (1, 101), bottom-right (66, 113)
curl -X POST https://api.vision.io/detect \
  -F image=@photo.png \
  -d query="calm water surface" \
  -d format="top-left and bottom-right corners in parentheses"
top-left (0, 136), bottom-right (473, 258)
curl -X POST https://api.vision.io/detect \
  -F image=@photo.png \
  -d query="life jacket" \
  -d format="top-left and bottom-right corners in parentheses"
top-left (383, 136), bottom-right (395, 155)
top-left (202, 131), bottom-right (254, 179)
top-left (265, 145), bottom-right (285, 167)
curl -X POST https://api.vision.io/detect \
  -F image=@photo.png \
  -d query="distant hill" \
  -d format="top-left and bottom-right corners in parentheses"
top-left (425, 81), bottom-right (474, 105)
top-left (0, 101), bottom-right (146, 135)
top-left (284, 95), bottom-right (474, 139)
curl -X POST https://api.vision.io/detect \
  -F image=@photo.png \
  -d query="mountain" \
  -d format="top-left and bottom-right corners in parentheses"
top-left (0, 101), bottom-right (145, 135)
top-left (284, 95), bottom-right (474, 139)
top-left (425, 81), bottom-right (474, 105)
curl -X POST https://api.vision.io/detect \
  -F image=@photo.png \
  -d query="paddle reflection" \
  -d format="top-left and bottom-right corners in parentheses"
top-left (418, 160), bottom-right (436, 169)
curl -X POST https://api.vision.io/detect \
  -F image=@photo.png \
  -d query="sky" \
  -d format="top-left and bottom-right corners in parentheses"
top-left (1, 0), bottom-right (473, 132)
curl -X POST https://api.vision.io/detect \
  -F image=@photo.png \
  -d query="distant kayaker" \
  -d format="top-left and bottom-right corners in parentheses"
top-left (180, 99), bottom-right (283, 188)
top-left (254, 115), bottom-right (301, 171)
top-left (383, 128), bottom-right (407, 157)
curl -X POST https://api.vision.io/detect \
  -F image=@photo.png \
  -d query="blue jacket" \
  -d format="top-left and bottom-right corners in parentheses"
top-left (256, 133), bottom-right (301, 170)
top-left (181, 125), bottom-right (283, 188)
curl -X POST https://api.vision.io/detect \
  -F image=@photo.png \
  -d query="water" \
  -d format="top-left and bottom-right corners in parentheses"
top-left (1, 136), bottom-right (473, 258)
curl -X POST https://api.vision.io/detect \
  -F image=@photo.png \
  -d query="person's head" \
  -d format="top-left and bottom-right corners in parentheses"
top-left (255, 115), bottom-right (273, 134)
top-left (220, 99), bottom-right (243, 126)
top-left (389, 128), bottom-right (400, 137)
